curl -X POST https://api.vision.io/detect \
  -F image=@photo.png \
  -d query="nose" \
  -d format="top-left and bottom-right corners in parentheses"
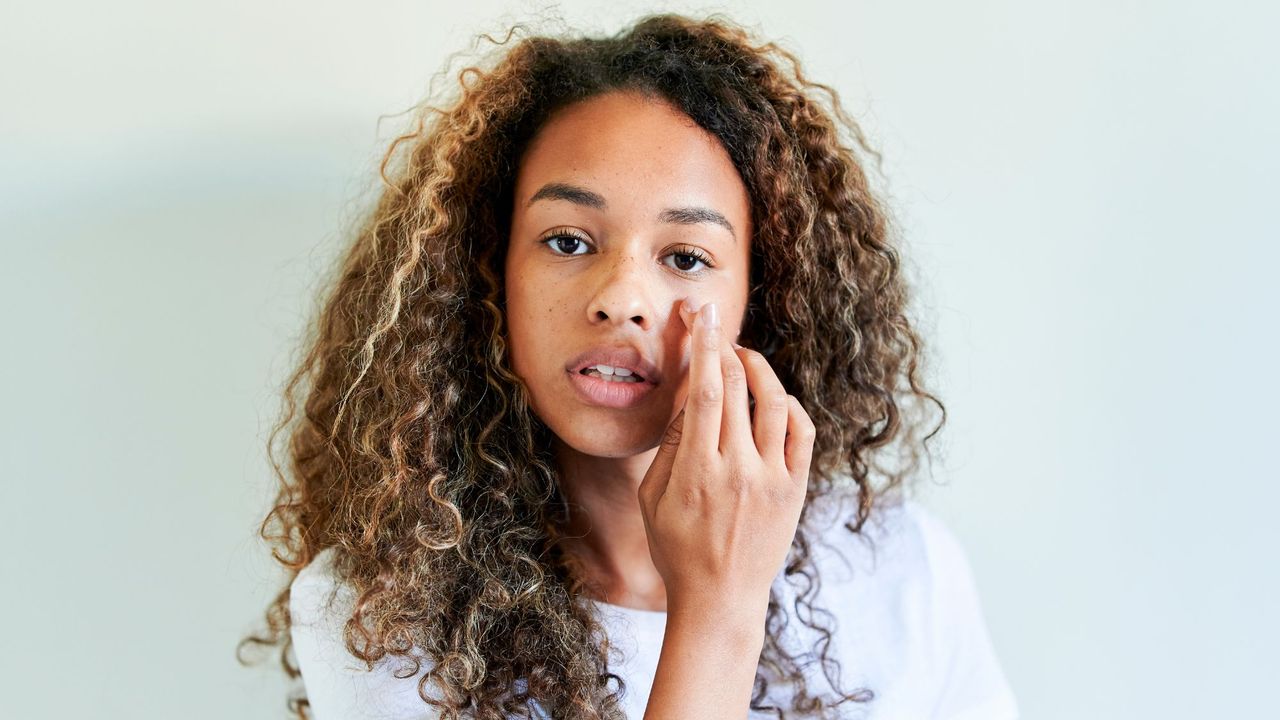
top-left (585, 251), bottom-right (656, 331)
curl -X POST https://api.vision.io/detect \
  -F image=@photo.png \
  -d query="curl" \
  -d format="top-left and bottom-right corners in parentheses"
top-left (239, 11), bottom-right (945, 720)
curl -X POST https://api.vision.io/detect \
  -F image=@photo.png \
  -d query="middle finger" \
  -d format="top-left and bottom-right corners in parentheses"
top-left (718, 327), bottom-right (751, 455)
top-left (681, 300), bottom-right (724, 459)
top-left (734, 347), bottom-right (789, 463)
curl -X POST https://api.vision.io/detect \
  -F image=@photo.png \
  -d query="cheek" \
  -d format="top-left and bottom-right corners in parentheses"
top-left (503, 272), bottom-right (535, 372)
top-left (505, 282), bottom-right (565, 375)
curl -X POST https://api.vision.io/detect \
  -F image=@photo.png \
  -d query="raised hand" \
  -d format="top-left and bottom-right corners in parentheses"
top-left (637, 299), bottom-right (815, 618)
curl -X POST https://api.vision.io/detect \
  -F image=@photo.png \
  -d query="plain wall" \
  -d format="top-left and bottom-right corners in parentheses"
top-left (2, 1), bottom-right (1276, 718)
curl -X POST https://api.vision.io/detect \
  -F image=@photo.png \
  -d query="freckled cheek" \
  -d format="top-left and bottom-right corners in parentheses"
top-left (503, 297), bottom-right (543, 377)
top-left (511, 296), bottom-right (573, 378)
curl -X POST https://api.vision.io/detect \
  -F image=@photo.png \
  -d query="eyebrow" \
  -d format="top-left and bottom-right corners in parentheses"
top-left (527, 181), bottom-right (736, 242)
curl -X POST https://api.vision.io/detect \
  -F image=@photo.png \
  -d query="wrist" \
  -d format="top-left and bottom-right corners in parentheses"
top-left (666, 596), bottom-right (768, 647)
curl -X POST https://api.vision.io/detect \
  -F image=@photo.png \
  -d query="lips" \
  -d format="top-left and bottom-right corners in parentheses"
top-left (565, 344), bottom-right (662, 385)
top-left (567, 368), bottom-right (657, 409)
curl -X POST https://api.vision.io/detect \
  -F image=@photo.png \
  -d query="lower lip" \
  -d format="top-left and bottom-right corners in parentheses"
top-left (567, 370), bottom-right (657, 409)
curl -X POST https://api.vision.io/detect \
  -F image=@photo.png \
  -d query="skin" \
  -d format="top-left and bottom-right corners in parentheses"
top-left (504, 89), bottom-right (752, 611)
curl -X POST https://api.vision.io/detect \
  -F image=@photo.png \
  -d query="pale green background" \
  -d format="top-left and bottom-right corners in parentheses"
top-left (2, 1), bottom-right (1276, 718)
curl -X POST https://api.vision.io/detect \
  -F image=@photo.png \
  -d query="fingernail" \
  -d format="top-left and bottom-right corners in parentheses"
top-left (732, 341), bottom-right (742, 349)
top-left (705, 302), bottom-right (719, 328)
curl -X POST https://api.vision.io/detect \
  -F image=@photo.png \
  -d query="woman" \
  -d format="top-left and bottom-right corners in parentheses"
top-left (239, 12), bottom-right (1018, 720)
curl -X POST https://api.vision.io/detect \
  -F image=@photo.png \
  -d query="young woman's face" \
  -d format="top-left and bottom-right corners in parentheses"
top-left (504, 90), bottom-right (752, 458)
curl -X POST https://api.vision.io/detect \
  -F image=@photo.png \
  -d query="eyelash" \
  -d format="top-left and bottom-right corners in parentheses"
top-left (537, 230), bottom-right (716, 277)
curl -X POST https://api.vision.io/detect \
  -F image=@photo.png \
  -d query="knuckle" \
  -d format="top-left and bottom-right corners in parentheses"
top-left (679, 486), bottom-right (699, 509)
top-left (787, 396), bottom-right (817, 439)
top-left (765, 482), bottom-right (795, 506)
top-left (694, 383), bottom-right (723, 406)
top-left (763, 387), bottom-right (789, 412)
top-left (722, 360), bottom-right (746, 385)
top-left (700, 326), bottom-right (720, 350)
top-left (785, 395), bottom-right (799, 414)
top-left (798, 414), bottom-right (816, 436)
top-left (798, 424), bottom-right (817, 444)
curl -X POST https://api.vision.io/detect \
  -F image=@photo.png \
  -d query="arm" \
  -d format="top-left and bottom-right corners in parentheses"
top-left (637, 300), bottom-right (815, 719)
top-left (643, 602), bottom-right (768, 720)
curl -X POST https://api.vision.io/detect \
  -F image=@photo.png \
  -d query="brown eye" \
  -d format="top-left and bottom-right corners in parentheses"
top-left (540, 232), bottom-right (590, 256)
top-left (671, 252), bottom-right (703, 272)
top-left (664, 246), bottom-right (714, 277)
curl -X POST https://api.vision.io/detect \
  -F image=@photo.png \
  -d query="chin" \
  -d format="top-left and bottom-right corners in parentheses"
top-left (553, 420), bottom-right (660, 459)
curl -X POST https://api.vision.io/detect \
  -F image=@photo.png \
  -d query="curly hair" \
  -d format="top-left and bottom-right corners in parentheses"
top-left (237, 11), bottom-right (946, 720)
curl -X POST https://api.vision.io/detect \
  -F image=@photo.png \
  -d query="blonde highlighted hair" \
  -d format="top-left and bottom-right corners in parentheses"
top-left (239, 12), bottom-right (945, 719)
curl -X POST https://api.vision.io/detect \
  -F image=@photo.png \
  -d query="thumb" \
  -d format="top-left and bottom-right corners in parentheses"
top-left (638, 407), bottom-right (685, 509)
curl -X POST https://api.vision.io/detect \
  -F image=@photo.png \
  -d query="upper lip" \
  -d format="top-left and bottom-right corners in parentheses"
top-left (566, 344), bottom-right (662, 385)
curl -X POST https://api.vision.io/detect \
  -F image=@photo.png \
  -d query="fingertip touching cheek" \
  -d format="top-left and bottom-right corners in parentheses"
top-left (503, 89), bottom-right (751, 459)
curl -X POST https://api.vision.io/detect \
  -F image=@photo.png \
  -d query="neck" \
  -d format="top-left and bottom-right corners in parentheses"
top-left (553, 440), bottom-right (668, 611)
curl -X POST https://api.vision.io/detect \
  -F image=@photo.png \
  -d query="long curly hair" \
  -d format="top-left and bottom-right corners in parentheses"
top-left (238, 12), bottom-right (946, 720)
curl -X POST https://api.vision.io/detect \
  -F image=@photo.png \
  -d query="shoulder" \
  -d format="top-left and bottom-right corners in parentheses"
top-left (288, 546), bottom-right (364, 676)
top-left (898, 501), bottom-right (1021, 719)
top-left (290, 546), bottom-right (366, 651)
top-left (288, 547), bottom-right (445, 719)
top-left (792, 493), bottom-right (1020, 719)
top-left (290, 546), bottom-right (352, 627)
top-left (800, 492), bottom-right (937, 586)
top-left (801, 493), bottom-right (993, 601)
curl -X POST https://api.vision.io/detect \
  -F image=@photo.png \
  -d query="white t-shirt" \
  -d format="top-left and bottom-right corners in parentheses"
top-left (289, 496), bottom-right (1019, 719)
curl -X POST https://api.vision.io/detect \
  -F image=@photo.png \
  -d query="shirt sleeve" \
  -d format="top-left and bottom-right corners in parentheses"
top-left (908, 503), bottom-right (1021, 720)
top-left (289, 552), bottom-right (443, 720)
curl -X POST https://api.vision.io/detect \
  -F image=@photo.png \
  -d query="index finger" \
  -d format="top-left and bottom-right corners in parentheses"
top-left (679, 300), bottom-right (723, 459)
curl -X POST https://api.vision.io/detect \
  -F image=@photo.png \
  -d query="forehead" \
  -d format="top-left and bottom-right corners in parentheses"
top-left (512, 91), bottom-right (751, 227)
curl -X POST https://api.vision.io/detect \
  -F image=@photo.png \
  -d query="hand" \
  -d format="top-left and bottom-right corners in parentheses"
top-left (637, 300), bottom-right (816, 618)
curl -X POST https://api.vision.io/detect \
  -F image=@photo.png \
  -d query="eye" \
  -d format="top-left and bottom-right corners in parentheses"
top-left (664, 245), bottom-right (714, 277)
top-left (539, 230), bottom-right (591, 256)
top-left (537, 230), bottom-right (716, 278)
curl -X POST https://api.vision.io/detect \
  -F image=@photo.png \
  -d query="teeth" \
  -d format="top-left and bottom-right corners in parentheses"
top-left (586, 364), bottom-right (635, 377)
top-left (584, 367), bottom-right (641, 383)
